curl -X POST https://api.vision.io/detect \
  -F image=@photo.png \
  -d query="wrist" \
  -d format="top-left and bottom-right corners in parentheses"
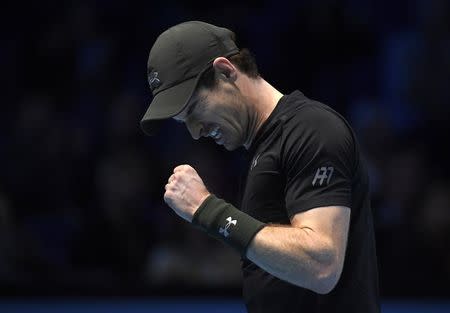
top-left (192, 194), bottom-right (266, 257)
top-left (188, 192), bottom-right (211, 222)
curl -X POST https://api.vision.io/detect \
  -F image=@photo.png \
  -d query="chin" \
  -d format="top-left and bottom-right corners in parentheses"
top-left (223, 141), bottom-right (240, 151)
top-left (224, 145), bottom-right (235, 151)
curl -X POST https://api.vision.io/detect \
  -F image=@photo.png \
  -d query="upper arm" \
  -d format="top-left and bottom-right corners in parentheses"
top-left (291, 205), bottom-right (351, 284)
top-left (281, 106), bottom-right (355, 292)
top-left (291, 205), bottom-right (350, 248)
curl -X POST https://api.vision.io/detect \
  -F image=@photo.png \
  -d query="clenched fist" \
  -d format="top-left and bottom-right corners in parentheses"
top-left (164, 164), bottom-right (211, 222)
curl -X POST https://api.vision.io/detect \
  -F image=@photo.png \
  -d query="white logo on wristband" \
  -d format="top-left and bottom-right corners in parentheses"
top-left (219, 217), bottom-right (237, 237)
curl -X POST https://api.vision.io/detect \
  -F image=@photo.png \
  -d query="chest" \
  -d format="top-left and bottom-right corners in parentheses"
top-left (240, 135), bottom-right (290, 224)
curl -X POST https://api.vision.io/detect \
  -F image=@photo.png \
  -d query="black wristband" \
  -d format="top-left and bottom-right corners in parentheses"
top-left (192, 194), bottom-right (266, 257)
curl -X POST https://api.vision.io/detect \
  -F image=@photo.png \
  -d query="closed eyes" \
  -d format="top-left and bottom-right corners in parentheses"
top-left (186, 99), bottom-right (200, 117)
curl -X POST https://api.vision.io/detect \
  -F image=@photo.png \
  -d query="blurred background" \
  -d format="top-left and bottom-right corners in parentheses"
top-left (1, 0), bottom-right (450, 311)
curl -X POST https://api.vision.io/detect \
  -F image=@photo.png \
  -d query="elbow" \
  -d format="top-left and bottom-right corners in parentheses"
top-left (312, 273), bottom-right (339, 295)
top-left (289, 258), bottom-right (343, 294)
top-left (311, 260), bottom-right (343, 295)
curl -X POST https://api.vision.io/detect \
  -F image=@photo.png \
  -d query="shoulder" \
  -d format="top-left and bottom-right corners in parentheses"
top-left (278, 101), bottom-right (357, 174)
top-left (281, 101), bottom-right (354, 150)
top-left (283, 101), bottom-right (352, 138)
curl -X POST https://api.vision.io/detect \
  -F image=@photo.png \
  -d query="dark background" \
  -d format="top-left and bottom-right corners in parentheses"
top-left (1, 0), bottom-right (450, 304)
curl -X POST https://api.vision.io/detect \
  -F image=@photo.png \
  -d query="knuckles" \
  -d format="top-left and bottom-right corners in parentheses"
top-left (174, 164), bottom-right (194, 174)
top-left (163, 190), bottom-right (174, 202)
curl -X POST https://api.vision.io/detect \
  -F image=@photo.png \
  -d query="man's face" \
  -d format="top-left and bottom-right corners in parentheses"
top-left (173, 80), bottom-right (250, 151)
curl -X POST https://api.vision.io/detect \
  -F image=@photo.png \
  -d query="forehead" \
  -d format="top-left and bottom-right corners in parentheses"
top-left (173, 103), bottom-right (189, 122)
top-left (172, 95), bottom-right (199, 122)
top-left (173, 89), bottom-right (209, 122)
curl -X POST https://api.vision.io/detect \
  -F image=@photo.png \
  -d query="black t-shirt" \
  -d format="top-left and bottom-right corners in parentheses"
top-left (240, 91), bottom-right (379, 313)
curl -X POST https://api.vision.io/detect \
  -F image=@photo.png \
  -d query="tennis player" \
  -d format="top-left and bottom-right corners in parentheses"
top-left (141, 21), bottom-right (380, 313)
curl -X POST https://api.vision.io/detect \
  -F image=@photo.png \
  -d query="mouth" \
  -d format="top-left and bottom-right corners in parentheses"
top-left (208, 126), bottom-right (225, 144)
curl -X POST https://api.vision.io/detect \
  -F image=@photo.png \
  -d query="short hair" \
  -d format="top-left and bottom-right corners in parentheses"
top-left (197, 48), bottom-right (260, 90)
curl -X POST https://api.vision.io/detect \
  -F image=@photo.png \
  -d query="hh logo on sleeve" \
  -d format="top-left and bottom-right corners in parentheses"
top-left (312, 166), bottom-right (334, 186)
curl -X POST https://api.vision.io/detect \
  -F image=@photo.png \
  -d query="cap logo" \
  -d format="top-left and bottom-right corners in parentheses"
top-left (148, 71), bottom-right (162, 91)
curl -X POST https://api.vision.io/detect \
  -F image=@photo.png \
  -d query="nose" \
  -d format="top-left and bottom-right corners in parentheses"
top-left (186, 120), bottom-right (204, 140)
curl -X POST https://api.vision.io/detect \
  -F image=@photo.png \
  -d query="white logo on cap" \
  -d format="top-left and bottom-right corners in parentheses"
top-left (148, 71), bottom-right (161, 91)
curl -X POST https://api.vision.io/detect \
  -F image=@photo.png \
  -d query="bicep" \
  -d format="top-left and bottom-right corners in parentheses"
top-left (290, 205), bottom-right (351, 262)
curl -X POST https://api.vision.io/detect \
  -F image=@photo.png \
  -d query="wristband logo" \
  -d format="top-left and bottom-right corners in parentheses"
top-left (219, 216), bottom-right (237, 238)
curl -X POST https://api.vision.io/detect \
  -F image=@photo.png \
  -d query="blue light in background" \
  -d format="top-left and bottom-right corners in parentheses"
top-left (1, 299), bottom-right (450, 313)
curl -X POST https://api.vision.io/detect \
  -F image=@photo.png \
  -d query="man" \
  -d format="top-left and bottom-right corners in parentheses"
top-left (141, 21), bottom-right (380, 312)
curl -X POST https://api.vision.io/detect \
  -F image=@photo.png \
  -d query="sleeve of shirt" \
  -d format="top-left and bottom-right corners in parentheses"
top-left (282, 105), bottom-right (355, 217)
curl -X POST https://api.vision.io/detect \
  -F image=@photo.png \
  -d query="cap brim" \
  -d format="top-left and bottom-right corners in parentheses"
top-left (140, 76), bottom-right (197, 135)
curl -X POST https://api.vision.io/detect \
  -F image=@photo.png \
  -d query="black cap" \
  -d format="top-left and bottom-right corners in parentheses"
top-left (140, 21), bottom-right (240, 135)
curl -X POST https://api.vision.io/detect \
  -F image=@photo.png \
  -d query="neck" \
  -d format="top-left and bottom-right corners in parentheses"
top-left (243, 78), bottom-right (284, 150)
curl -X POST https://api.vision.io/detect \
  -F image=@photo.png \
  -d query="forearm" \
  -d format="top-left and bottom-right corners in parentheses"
top-left (192, 195), bottom-right (343, 294)
top-left (246, 224), bottom-right (338, 294)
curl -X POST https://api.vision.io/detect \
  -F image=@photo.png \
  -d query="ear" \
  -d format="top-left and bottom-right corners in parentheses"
top-left (212, 57), bottom-right (237, 80)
